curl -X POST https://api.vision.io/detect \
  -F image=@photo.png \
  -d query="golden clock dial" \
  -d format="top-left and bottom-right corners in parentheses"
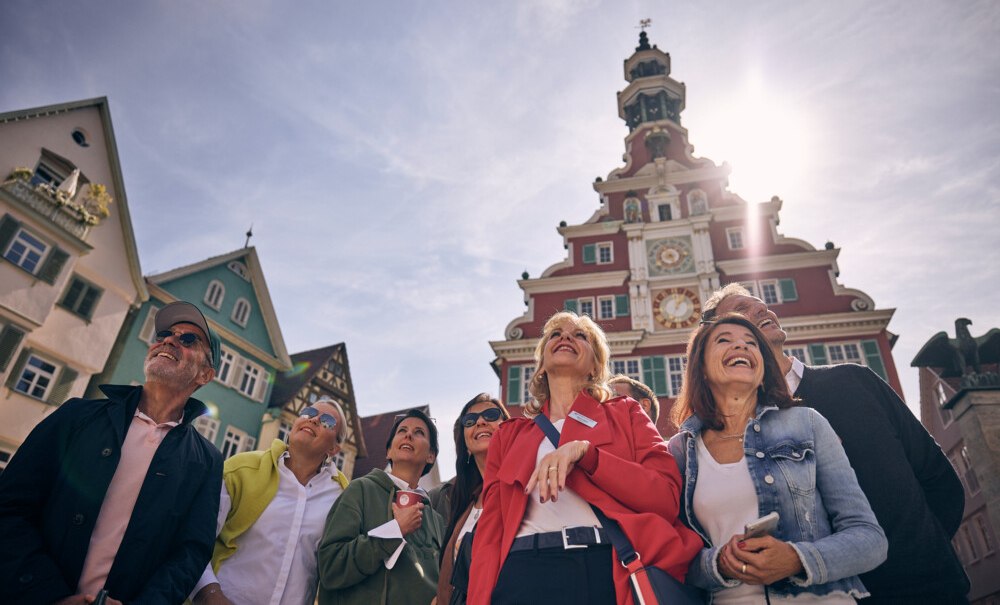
top-left (647, 238), bottom-right (693, 275)
top-left (652, 288), bottom-right (702, 329)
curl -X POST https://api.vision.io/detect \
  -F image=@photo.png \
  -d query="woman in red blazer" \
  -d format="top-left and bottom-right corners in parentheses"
top-left (468, 311), bottom-right (702, 604)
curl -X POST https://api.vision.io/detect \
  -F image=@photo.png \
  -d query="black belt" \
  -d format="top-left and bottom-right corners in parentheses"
top-left (509, 526), bottom-right (609, 552)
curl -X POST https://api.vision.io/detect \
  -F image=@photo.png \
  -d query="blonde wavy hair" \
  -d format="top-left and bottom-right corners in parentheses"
top-left (524, 311), bottom-right (613, 416)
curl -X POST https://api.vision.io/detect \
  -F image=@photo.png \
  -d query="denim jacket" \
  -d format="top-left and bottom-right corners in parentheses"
top-left (667, 404), bottom-right (887, 601)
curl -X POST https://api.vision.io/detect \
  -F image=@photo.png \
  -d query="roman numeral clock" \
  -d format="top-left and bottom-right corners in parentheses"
top-left (652, 287), bottom-right (701, 329)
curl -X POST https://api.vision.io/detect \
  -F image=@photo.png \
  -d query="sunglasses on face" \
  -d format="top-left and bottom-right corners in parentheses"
top-left (154, 330), bottom-right (202, 348)
top-left (461, 407), bottom-right (503, 427)
top-left (300, 406), bottom-right (337, 430)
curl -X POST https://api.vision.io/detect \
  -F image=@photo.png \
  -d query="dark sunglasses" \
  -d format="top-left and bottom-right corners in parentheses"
top-left (300, 406), bottom-right (337, 430)
top-left (155, 330), bottom-right (202, 347)
top-left (461, 407), bottom-right (503, 427)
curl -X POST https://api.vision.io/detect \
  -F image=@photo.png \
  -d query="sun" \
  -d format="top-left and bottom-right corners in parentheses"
top-left (690, 74), bottom-right (815, 206)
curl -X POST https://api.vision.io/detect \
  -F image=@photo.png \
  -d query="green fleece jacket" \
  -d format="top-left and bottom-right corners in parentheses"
top-left (317, 469), bottom-right (443, 605)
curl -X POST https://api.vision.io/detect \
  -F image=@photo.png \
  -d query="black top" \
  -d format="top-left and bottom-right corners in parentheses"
top-left (796, 364), bottom-right (969, 601)
top-left (0, 384), bottom-right (223, 604)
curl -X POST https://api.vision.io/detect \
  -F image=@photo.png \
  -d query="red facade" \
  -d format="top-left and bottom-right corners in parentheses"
top-left (490, 33), bottom-right (902, 435)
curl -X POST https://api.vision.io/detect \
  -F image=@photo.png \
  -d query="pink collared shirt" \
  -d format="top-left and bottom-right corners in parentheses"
top-left (77, 409), bottom-right (180, 596)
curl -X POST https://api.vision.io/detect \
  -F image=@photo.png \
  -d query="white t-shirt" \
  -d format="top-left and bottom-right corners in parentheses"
top-left (517, 419), bottom-right (601, 537)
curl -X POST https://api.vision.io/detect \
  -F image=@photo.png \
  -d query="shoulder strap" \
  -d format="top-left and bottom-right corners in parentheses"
top-left (531, 414), bottom-right (640, 566)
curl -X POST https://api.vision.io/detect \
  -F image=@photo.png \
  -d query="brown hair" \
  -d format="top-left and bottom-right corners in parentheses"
top-left (672, 313), bottom-right (796, 431)
top-left (608, 374), bottom-right (660, 423)
top-left (525, 311), bottom-right (613, 416)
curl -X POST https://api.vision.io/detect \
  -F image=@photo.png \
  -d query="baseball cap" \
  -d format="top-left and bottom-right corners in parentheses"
top-left (154, 301), bottom-right (222, 371)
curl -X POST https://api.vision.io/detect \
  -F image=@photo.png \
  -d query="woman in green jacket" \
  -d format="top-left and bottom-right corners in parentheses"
top-left (318, 409), bottom-right (444, 605)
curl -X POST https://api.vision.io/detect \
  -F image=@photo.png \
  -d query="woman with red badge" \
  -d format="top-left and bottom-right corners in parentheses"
top-left (468, 311), bottom-right (702, 605)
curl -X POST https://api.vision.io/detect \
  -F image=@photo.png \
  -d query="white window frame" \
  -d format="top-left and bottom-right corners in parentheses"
top-left (277, 419), bottom-right (294, 443)
top-left (4, 227), bottom-right (49, 274)
top-left (14, 353), bottom-right (60, 400)
top-left (138, 305), bottom-right (161, 344)
top-left (204, 280), bottom-right (225, 310)
top-left (193, 415), bottom-right (220, 443)
top-left (227, 261), bottom-right (249, 280)
top-left (726, 227), bottom-right (745, 250)
top-left (597, 296), bottom-right (615, 320)
top-left (221, 426), bottom-right (249, 459)
top-left (783, 347), bottom-right (809, 364)
top-left (827, 342), bottom-right (863, 365)
top-left (232, 297), bottom-right (251, 327)
top-left (737, 281), bottom-right (758, 298)
top-left (238, 359), bottom-right (264, 400)
top-left (759, 280), bottom-right (780, 305)
top-left (215, 347), bottom-right (236, 385)
top-left (596, 242), bottom-right (614, 265)
top-left (667, 355), bottom-right (686, 397)
top-left (577, 297), bottom-right (595, 318)
top-left (521, 366), bottom-right (534, 404)
top-left (611, 358), bottom-right (641, 381)
top-left (331, 450), bottom-right (346, 472)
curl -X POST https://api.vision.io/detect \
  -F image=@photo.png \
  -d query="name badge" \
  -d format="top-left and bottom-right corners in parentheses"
top-left (569, 410), bottom-right (597, 428)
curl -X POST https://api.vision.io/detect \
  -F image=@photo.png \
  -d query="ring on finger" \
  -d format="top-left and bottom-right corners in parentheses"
top-left (741, 562), bottom-right (747, 574)
top-left (547, 466), bottom-right (558, 474)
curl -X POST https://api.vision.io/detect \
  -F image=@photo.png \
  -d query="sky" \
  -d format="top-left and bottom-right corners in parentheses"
top-left (2, 0), bottom-right (998, 471)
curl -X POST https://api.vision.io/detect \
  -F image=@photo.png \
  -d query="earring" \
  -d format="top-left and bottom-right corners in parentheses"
top-left (467, 452), bottom-right (472, 464)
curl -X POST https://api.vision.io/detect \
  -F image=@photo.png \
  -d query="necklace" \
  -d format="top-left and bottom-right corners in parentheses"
top-left (716, 432), bottom-right (744, 442)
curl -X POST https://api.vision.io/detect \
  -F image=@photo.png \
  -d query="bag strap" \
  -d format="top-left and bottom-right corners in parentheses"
top-left (531, 414), bottom-right (642, 567)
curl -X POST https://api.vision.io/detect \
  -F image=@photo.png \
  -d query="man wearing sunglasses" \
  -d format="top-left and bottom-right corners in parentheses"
top-left (192, 396), bottom-right (351, 605)
top-left (0, 301), bottom-right (225, 605)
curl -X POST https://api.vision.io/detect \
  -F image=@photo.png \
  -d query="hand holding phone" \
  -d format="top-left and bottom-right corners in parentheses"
top-left (744, 511), bottom-right (779, 539)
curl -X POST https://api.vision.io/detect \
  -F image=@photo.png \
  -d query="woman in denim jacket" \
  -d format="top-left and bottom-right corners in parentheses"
top-left (667, 314), bottom-right (887, 603)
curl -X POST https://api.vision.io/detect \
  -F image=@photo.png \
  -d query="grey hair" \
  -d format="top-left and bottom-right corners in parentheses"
top-left (701, 283), bottom-right (753, 322)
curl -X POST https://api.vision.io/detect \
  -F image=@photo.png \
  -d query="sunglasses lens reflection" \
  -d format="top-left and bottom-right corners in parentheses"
top-left (462, 407), bottom-right (502, 427)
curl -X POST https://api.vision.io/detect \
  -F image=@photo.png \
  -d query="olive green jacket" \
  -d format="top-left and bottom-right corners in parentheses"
top-left (318, 469), bottom-right (443, 605)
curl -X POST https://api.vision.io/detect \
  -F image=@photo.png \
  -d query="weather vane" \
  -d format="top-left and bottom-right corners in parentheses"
top-left (638, 18), bottom-right (652, 31)
top-left (244, 224), bottom-right (254, 248)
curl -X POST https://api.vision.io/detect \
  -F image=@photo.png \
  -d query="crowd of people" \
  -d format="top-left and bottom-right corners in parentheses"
top-left (0, 286), bottom-right (970, 604)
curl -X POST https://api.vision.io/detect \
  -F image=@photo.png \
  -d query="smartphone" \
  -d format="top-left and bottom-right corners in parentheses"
top-left (744, 511), bottom-right (779, 538)
top-left (94, 590), bottom-right (109, 605)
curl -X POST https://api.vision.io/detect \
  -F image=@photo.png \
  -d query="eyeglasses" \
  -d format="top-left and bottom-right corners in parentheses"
top-left (300, 406), bottom-right (337, 430)
top-left (155, 330), bottom-right (202, 348)
top-left (461, 407), bottom-right (503, 427)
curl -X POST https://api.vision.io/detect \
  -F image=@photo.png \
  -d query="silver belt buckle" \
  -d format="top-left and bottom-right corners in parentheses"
top-left (561, 525), bottom-right (600, 549)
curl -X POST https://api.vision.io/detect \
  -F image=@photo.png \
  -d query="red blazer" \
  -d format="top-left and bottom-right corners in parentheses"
top-left (468, 392), bottom-right (702, 605)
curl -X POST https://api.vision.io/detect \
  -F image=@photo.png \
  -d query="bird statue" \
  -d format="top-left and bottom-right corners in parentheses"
top-left (911, 318), bottom-right (1000, 378)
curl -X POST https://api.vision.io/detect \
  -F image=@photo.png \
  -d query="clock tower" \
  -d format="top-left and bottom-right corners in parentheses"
top-left (490, 32), bottom-right (903, 435)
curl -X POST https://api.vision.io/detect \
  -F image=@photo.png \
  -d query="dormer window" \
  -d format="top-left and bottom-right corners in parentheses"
top-left (227, 261), bottom-right (249, 280)
top-left (232, 297), bottom-right (251, 327)
top-left (204, 280), bottom-right (225, 310)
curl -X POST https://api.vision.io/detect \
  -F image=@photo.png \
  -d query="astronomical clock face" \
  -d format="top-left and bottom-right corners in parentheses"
top-left (652, 288), bottom-right (701, 329)
top-left (646, 237), bottom-right (694, 276)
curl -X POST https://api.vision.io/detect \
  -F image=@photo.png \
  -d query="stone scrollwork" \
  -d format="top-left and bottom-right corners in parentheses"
top-left (507, 326), bottom-right (524, 340)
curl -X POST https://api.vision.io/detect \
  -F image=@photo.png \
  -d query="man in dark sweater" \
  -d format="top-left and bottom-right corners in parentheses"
top-left (704, 285), bottom-right (969, 604)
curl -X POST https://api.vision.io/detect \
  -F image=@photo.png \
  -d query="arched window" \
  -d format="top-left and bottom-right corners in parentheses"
top-left (204, 279), bottom-right (225, 310)
top-left (232, 297), bottom-right (251, 327)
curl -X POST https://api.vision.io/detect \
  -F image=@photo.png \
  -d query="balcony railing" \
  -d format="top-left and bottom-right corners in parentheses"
top-left (1, 178), bottom-right (92, 240)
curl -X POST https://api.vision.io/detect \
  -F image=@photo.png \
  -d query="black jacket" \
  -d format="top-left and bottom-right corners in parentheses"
top-left (0, 384), bottom-right (223, 604)
top-left (796, 364), bottom-right (969, 601)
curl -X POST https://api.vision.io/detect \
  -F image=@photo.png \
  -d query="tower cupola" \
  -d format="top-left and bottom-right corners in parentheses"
top-left (618, 31), bottom-right (686, 130)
